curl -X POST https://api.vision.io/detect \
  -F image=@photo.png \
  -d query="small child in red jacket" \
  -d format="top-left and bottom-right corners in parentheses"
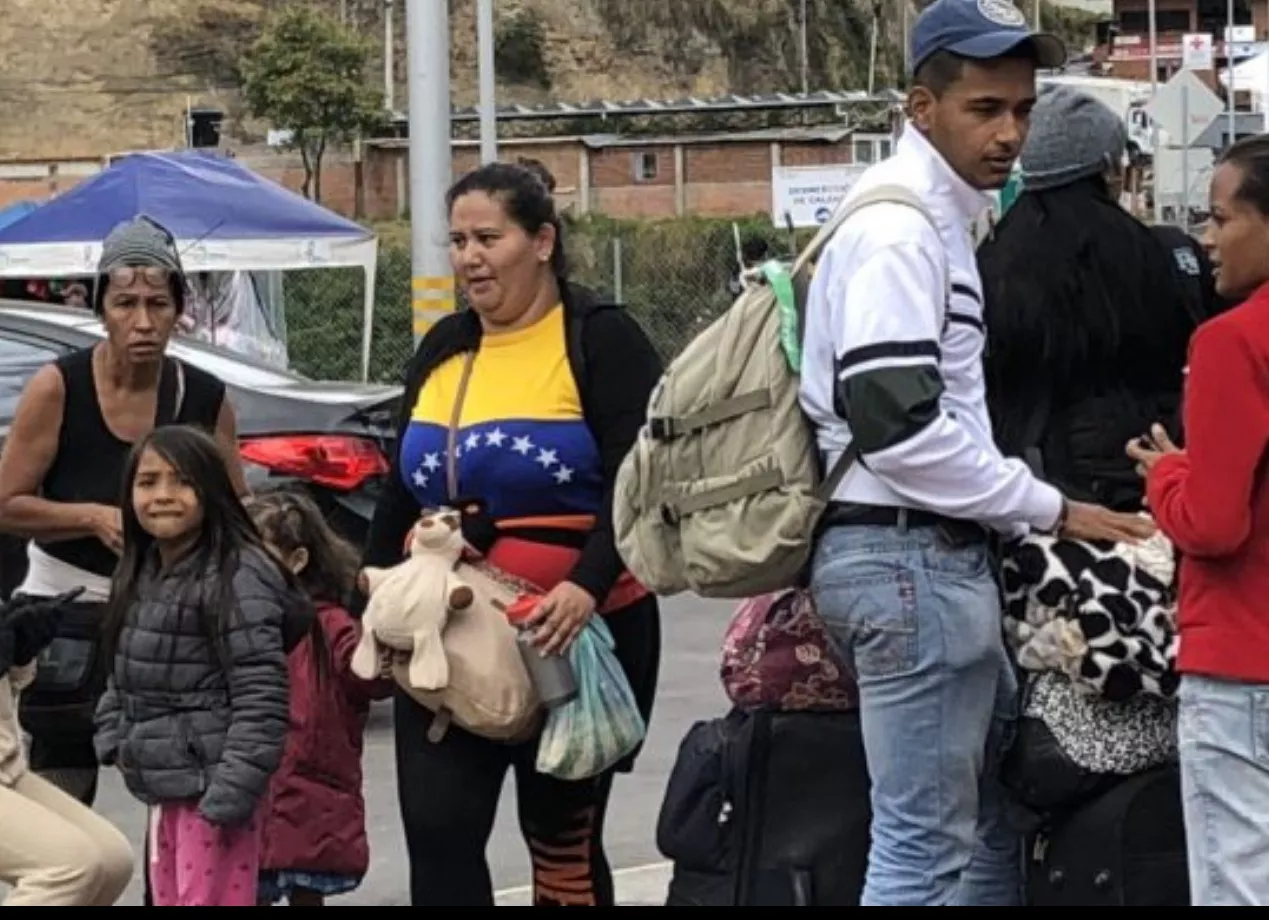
top-left (246, 489), bottom-right (394, 907)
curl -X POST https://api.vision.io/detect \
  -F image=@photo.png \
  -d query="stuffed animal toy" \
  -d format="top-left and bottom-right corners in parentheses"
top-left (351, 507), bottom-right (475, 691)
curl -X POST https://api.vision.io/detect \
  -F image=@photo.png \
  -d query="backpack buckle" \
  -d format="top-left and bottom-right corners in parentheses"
top-left (649, 417), bottom-right (679, 441)
top-left (660, 503), bottom-right (681, 526)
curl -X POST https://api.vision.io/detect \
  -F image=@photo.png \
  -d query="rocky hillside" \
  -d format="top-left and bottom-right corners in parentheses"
top-left (0, 0), bottom-right (1096, 159)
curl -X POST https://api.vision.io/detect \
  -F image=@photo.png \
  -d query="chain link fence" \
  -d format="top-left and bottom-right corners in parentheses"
top-left (282, 216), bottom-right (814, 383)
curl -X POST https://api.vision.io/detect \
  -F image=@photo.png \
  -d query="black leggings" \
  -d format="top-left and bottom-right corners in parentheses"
top-left (396, 694), bottom-right (617, 906)
top-left (395, 597), bottom-right (660, 907)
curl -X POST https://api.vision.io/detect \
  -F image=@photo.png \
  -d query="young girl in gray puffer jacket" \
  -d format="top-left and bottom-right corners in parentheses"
top-left (94, 425), bottom-right (318, 907)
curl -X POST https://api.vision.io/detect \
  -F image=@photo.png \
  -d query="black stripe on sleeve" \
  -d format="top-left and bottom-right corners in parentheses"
top-left (835, 339), bottom-right (941, 377)
top-left (951, 282), bottom-right (982, 305)
top-left (947, 312), bottom-right (985, 333)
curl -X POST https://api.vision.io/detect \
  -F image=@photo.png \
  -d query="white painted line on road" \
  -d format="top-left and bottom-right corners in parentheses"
top-left (494, 860), bottom-right (672, 905)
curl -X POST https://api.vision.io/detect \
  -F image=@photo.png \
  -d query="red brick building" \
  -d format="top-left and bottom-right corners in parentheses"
top-left (1106, 0), bottom-right (1267, 81)
top-left (0, 125), bottom-right (893, 223)
top-left (359, 125), bottom-right (891, 221)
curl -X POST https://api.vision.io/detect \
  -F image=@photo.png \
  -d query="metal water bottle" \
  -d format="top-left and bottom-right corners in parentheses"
top-left (505, 594), bottom-right (578, 709)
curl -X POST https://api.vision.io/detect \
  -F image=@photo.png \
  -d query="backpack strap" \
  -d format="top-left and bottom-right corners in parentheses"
top-left (792, 183), bottom-right (950, 295)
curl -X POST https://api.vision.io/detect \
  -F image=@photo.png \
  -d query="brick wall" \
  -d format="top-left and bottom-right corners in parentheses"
top-left (0, 134), bottom-right (868, 224)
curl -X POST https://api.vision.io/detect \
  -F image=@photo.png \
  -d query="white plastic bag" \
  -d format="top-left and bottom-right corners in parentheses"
top-left (535, 617), bottom-right (646, 781)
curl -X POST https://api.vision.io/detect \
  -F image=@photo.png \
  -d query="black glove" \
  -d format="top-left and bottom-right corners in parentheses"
top-left (4, 588), bottom-right (82, 667)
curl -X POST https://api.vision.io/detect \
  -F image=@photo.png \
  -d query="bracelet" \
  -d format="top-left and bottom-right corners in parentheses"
top-left (1049, 498), bottom-right (1070, 535)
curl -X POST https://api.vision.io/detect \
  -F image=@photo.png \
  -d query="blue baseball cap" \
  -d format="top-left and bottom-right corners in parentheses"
top-left (910, 0), bottom-right (1066, 76)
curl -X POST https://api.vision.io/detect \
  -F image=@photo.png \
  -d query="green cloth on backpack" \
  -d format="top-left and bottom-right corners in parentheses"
top-left (999, 170), bottom-right (1023, 216)
top-left (760, 259), bottom-right (801, 373)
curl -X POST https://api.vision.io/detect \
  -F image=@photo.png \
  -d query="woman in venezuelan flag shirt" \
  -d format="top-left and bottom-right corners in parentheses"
top-left (362, 162), bottom-right (663, 908)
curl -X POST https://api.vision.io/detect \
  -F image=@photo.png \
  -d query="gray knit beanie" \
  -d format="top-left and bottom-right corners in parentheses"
top-left (1019, 85), bottom-right (1127, 192)
top-left (93, 215), bottom-right (186, 313)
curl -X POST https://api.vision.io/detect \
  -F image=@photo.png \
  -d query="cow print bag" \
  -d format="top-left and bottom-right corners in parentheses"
top-left (999, 527), bottom-right (1179, 781)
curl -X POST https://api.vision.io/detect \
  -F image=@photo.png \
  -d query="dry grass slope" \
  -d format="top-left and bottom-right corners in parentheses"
top-left (0, 0), bottom-right (1093, 160)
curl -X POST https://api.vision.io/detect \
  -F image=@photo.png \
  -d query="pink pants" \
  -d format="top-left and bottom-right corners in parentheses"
top-left (148, 801), bottom-right (262, 906)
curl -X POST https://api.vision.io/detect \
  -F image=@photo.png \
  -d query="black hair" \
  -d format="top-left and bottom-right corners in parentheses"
top-left (516, 157), bottom-right (557, 193)
top-left (913, 44), bottom-right (1040, 97)
top-left (978, 175), bottom-right (1200, 454)
top-left (103, 425), bottom-right (325, 678)
top-left (740, 236), bottom-right (771, 265)
top-left (245, 487), bottom-right (360, 608)
top-left (446, 162), bottom-right (569, 283)
top-left (1219, 133), bottom-right (1269, 215)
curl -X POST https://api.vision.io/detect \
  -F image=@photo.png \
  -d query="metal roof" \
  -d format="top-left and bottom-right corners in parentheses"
top-left (577, 125), bottom-right (856, 148)
top-left (390, 89), bottom-right (903, 124)
top-left (367, 124), bottom-right (862, 150)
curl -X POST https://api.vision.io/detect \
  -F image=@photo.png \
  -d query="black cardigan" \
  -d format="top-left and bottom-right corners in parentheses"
top-left (361, 284), bottom-right (664, 604)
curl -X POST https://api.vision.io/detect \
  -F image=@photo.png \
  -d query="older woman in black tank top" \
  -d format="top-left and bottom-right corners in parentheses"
top-left (0, 216), bottom-right (245, 815)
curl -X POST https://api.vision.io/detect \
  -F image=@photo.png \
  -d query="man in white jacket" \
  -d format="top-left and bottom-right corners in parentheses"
top-left (799, 0), bottom-right (1154, 906)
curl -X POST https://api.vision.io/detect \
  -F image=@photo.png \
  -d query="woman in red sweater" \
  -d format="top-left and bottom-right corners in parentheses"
top-left (1129, 134), bottom-right (1269, 907)
top-left (246, 489), bottom-right (394, 906)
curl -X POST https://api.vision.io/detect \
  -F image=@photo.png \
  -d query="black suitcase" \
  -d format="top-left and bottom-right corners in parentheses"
top-left (657, 708), bottom-right (871, 906)
top-left (1025, 763), bottom-right (1189, 906)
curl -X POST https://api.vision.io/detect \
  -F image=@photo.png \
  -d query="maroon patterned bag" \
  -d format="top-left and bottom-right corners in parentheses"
top-left (720, 589), bottom-right (858, 712)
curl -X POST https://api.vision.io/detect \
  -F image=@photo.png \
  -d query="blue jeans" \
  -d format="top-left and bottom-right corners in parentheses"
top-left (1178, 673), bottom-right (1269, 906)
top-left (810, 523), bottom-right (1021, 906)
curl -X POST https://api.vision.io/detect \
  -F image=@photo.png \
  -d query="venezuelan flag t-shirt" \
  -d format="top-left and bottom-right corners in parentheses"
top-left (398, 305), bottom-right (603, 521)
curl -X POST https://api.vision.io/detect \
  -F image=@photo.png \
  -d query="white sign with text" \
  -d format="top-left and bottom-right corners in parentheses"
top-left (771, 164), bottom-right (868, 228)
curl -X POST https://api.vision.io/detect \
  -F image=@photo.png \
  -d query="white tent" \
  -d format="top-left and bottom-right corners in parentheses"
top-left (0, 149), bottom-right (379, 380)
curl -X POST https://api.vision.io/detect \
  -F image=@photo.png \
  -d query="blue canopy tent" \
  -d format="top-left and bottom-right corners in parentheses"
top-left (0, 150), bottom-right (379, 379)
top-left (0, 201), bottom-right (38, 233)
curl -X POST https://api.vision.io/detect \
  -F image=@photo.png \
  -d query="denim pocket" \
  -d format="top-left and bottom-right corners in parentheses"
top-left (813, 561), bottom-right (919, 680)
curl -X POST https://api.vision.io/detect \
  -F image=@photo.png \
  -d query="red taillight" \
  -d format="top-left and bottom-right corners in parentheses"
top-left (239, 435), bottom-right (390, 491)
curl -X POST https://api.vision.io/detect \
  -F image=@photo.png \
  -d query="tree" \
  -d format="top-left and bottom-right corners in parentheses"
top-left (239, 5), bottom-right (383, 202)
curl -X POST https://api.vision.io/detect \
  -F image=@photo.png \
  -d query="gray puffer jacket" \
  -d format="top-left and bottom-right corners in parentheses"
top-left (94, 545), bottom-right (293, 827)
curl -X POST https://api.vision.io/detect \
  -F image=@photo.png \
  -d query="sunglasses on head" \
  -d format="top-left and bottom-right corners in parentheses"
top-left (107, 265), bottom-right (173, 288)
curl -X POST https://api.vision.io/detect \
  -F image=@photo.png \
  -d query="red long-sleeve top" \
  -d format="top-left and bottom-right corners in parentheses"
top-left (1147, 283), bottom-right (1269, 683)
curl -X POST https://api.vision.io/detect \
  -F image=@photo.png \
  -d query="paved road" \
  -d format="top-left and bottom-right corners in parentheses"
top-left (85, 594), bottom-right (734, 906)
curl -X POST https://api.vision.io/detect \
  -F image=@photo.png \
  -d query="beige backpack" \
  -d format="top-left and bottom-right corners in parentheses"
top-left (613, 184), bottom-right (943, 599)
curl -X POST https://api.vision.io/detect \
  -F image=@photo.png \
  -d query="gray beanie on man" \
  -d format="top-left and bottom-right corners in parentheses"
top-left (1019, 85), bottom-right (1127, 192)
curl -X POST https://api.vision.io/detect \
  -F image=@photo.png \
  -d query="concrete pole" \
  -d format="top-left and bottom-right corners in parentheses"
top-left (477, 0), bottom-right (498, 163)
top-left (407, 0), bottom-right (455, 345)
top-left (384, 0), bottom-right (395, 113)
top-left (800, 0), bottom-right (809, 94)
top-left (1148, 0), bottom-right (1162, 223)
top-left (1226, 0), bottom-right (1236, 144)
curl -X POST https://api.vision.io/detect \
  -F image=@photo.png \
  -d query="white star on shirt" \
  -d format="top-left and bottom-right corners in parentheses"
top-left (535, 448), bottom-right (558, 468)
top-left (422, 452), bottom-right (441, 472)
top-left (553, 466), bottom-right (574, 484)
top-left (512, 436), bottom-right (534, 455)
top-left (412, 469), bottom-right (429, 488)
top-left (486, 427), bottom-right (507, 447)
top-left (465, 433), bottom-right (481, 451)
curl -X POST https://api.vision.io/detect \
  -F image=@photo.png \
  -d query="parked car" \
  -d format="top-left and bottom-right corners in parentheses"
top-left (0, 299), bottom-right (403, 596)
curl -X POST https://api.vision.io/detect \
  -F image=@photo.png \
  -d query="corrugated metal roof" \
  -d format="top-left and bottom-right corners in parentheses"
top-left (578, 125), bottom-right (856, 148)
top-left (427, 89), bottom-right (903, 123)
